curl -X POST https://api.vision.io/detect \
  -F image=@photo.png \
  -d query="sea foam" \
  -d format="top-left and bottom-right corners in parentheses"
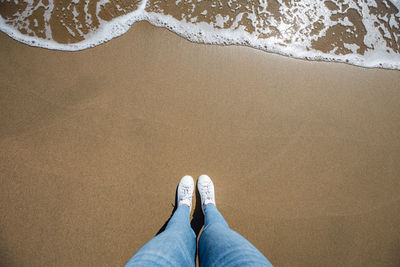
top-left (0, 0), bottom-right (399, 70)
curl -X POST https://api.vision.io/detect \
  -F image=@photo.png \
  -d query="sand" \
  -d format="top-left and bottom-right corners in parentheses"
top-left (1, 21), bottom-right (400, 266)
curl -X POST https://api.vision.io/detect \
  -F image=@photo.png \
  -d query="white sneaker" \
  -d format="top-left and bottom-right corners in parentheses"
top-left (177, 175), bottom-right (194, 211)
top-left (197, 174), bottom-right (216, 213)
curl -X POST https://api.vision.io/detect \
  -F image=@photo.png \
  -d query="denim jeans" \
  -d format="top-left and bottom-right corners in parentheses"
top-left (125, 204), bottom-right (272, 266)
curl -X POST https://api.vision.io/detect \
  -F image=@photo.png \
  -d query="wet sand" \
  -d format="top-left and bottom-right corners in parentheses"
top-left (1, 21), bottom-right (400, 266)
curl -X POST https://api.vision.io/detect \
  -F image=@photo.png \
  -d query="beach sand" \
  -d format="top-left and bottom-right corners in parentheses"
top-left (1, 21), bottom-right (400, 266)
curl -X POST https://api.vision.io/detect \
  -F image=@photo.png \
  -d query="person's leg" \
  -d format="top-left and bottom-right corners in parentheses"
top-left (197, 175), bottom-right (273, 267)
top-left (125, 176), bottom-right (196, 267)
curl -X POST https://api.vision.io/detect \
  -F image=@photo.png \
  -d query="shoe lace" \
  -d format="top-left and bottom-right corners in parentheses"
top-left (202, 183), bottom-right (213, 201)
top-left (180, 185), bottom-right (191, 200)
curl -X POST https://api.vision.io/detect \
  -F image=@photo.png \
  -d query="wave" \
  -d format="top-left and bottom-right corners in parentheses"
top-left (0, 0), bottom-right (399, 70)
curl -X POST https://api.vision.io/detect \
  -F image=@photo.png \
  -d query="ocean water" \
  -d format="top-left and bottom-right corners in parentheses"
top-left (0, 0), bottom-right (399, 69)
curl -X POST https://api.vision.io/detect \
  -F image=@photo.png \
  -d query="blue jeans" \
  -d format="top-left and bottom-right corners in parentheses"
top-left (125, 204), bottom-right (272, 266)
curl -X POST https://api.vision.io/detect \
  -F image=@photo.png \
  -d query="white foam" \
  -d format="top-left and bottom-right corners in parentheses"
top-left (0, 0), bottom-right (147, 50)
top-left (388, 0), bottom-right (400, 15)
top-left (145, 11), bottom-right (400, 70)
top-left (0, 0), bottom-right (399, 70)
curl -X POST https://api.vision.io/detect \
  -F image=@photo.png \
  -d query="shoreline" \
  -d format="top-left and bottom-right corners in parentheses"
top-left (1, 0), bottom-right (400, 70)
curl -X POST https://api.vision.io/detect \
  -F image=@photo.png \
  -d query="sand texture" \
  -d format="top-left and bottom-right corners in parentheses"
top-left (1, 22), bottom-right (400, 266)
